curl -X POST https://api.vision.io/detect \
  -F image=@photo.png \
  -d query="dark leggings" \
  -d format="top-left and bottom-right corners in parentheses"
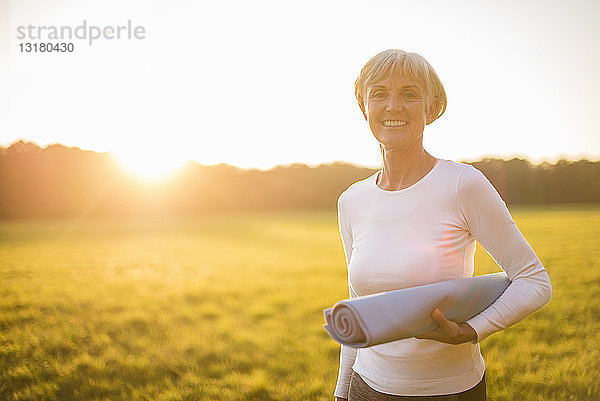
top-left (347, 371), bottom-right (486, 401)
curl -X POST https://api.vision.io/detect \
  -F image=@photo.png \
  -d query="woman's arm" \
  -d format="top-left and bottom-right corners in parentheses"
top-left (334, 345), bottom-right (357, 399)
top-left (333, 194), bottom-right (358, 399)
top-left (457, 166), bottom-right (552, 343)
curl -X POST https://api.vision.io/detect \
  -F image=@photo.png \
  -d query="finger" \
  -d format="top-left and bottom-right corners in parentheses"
top-left (432, 308), bottom-right (453, 331)
top-left (431, 308), bottom-right (447, 323)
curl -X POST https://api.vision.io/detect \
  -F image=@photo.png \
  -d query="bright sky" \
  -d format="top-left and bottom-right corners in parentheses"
top-left (1, 0), bottom-right (599, 178)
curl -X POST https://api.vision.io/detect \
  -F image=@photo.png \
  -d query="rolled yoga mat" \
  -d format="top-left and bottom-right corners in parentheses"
top-left (323, 272), bottom-right (511, 348)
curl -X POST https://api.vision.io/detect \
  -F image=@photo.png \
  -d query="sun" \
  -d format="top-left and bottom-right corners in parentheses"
top-left (110, 147), bottom-right (188, 183)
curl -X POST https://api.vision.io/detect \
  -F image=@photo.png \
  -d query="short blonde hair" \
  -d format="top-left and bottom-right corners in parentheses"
top-left (355, 49), bottom-right (447, 124)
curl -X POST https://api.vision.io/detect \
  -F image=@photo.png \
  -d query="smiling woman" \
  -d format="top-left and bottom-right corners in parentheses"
top-left (332, 49), bottom-right (552, 401)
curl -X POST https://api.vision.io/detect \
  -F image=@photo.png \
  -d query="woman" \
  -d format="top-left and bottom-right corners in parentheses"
top-left (334, 49), bottom-right (552, 401)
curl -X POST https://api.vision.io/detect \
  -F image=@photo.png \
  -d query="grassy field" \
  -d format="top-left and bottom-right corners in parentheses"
top-left (1, 206), bottom-right (599, 400)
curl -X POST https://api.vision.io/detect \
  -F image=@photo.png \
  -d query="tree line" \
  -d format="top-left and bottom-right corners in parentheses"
top-left (1, 140), bottom-right (598, 219)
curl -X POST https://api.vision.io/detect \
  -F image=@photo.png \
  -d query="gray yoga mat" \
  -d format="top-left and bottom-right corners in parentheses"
top-left (323, 272), bottom-right (511, 348)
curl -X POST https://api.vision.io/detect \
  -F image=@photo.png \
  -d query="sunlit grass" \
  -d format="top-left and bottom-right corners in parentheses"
top-left (1, 207), bottom-right (598, 400)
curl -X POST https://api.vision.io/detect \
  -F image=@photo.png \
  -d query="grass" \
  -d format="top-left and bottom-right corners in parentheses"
top-left (0, 207), bottom-right (598, 400)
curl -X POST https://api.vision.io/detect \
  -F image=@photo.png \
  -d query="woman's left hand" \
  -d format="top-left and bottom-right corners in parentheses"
top-left (415, 307), bottom-right (478, 344)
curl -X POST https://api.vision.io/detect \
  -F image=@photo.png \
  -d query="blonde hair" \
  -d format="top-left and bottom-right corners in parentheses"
top-left (354, 49), bottom-right (447, 124)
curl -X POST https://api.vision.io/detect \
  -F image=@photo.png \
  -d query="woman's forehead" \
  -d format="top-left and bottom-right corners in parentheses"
top-left (367, 73), bottom-right (424, 91)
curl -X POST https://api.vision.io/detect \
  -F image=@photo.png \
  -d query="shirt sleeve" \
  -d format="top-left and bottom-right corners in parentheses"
top-left (333, 194), bottom-right (358, 399)
top-left (458, 166), bottom-right (552, 343)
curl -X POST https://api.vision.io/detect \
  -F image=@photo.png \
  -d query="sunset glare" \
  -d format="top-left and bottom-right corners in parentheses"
top-left (110, 147), bottom-right (188, 183)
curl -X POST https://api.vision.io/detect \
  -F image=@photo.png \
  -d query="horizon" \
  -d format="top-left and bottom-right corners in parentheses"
top-left (2, 136), bottom-right (599, 222)
top-left (3, 138), bottom-right (598, 174)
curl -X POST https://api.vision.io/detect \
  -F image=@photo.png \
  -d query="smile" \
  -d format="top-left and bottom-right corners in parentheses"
top-left (382, 120), bottom-right (407, 127)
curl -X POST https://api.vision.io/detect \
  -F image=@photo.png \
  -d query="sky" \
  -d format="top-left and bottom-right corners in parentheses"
top-left (1, 0), bottom-right (599, 179)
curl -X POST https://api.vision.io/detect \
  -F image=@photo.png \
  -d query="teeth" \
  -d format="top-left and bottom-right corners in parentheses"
top-left (382, 120), bottom-right (407, 127)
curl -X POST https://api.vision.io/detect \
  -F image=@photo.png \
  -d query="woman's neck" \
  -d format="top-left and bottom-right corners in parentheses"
top-left (377, 145), bottom-right (438, 191)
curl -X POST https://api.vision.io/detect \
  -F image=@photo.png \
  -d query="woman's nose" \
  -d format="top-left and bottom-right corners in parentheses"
top-left (385, 93), bottom-right (404, 112)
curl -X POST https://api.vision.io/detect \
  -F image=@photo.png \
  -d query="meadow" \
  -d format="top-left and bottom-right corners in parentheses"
top-left (1, 206), bottom-right (599, 400)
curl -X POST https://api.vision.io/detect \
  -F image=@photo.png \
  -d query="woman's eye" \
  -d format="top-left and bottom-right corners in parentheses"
top-left (371, 91), bottom-right (385, 99)
top-left (402, 92), bottom-right (418, 101)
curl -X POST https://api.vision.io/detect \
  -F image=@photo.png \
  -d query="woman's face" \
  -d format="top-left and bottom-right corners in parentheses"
top-left (363, 71), bottom-right (434, 152)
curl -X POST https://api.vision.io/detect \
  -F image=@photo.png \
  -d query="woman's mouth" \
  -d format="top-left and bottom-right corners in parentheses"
top-left (382, 120), bottom-right (408, 127)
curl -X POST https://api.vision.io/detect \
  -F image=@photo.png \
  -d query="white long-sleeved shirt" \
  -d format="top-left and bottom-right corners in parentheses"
top-left (334, 158), bottom-right (551, 398)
